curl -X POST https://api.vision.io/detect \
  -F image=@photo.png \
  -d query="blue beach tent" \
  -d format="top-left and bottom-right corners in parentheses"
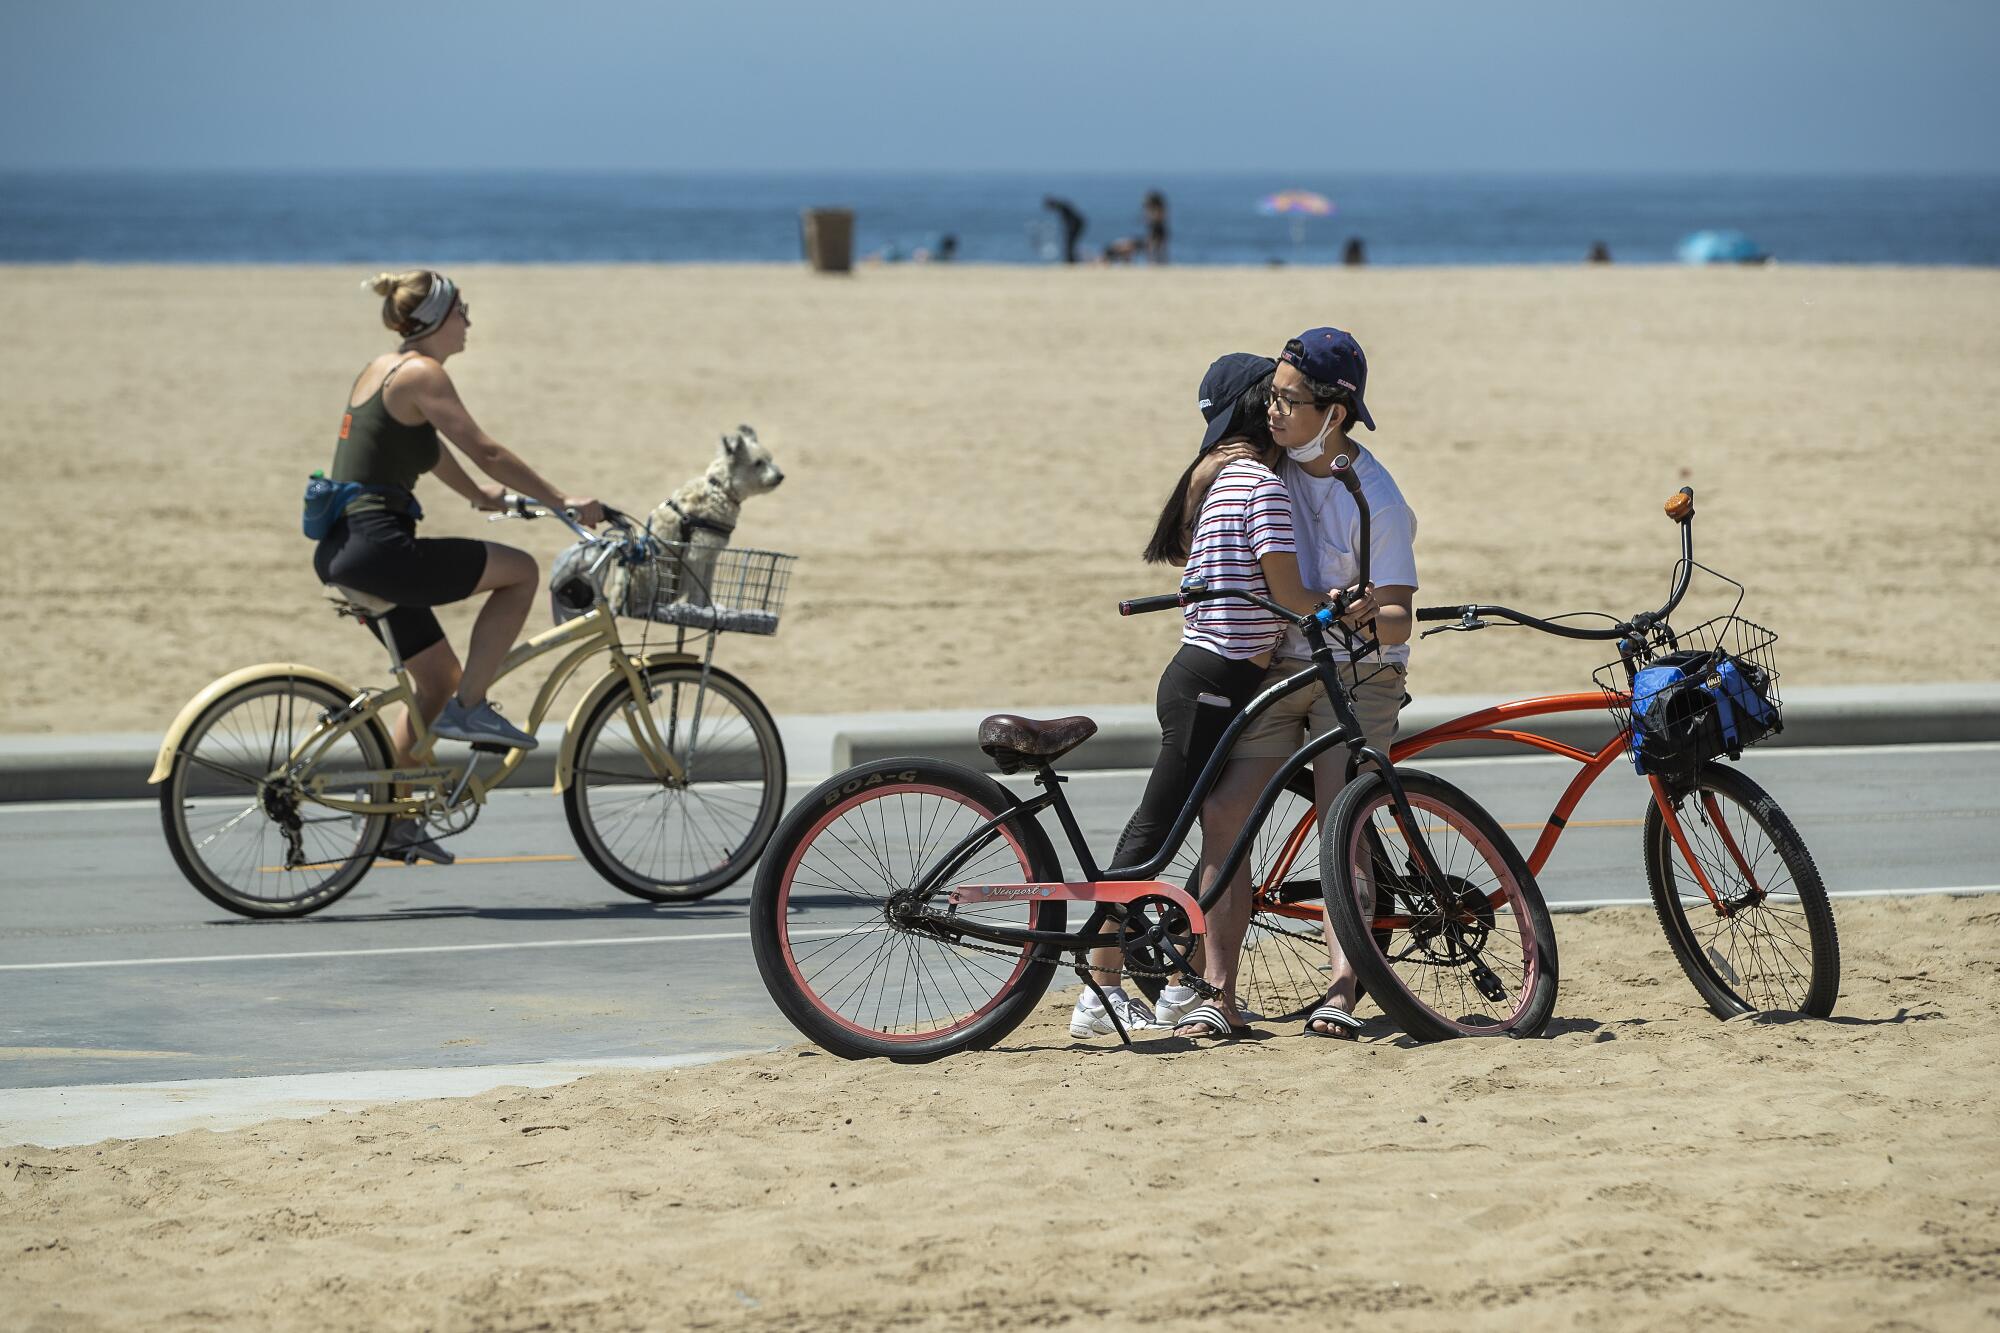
top-left (1677, 229), bottom-right (1768, 264)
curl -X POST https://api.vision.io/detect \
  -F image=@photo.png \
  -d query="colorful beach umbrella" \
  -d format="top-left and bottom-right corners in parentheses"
top-left (1257, 190), bottom-right (1336, 217)
top-left (1259, 190), bottom-right (1335, 249)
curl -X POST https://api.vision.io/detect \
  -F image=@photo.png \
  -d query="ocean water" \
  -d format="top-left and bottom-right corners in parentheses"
top-left (2, 170), bottom-right (1996, 266)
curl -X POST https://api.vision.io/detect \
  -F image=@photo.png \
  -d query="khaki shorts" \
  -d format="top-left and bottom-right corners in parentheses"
top-left (1230, 659), bottom-right (1408, 760)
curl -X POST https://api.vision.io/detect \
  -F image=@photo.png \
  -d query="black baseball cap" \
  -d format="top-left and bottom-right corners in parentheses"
top-left (1197, 352), bottom-right (1279, 453)
top-left (1280, 326), bottom-right (1376, 430)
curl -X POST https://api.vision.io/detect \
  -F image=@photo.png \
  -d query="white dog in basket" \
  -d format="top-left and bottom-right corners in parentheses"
top-left (597, 426), bottom-right (785, 620)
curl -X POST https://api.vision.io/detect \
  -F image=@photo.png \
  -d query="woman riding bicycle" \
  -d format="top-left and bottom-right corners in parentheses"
top-left (315, 271), bottom-right (604, 816)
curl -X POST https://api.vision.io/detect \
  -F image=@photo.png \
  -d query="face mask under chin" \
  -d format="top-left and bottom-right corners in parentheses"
top-left (1283, 408), bottom-right (1341, 464)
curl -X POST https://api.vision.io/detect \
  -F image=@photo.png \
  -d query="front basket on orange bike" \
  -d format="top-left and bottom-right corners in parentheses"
top-left (1596, 614), bottom-right (1782, 793)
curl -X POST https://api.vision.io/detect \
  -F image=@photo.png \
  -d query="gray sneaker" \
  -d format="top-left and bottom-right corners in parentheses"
top-left (383, 819), bottom-right (456, 866)
top-left (432, 698), bottom-right (538, 750)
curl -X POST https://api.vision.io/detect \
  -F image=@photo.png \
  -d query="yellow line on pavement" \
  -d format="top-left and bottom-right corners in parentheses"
top-left (259, 853), bottom-right (577, 873)
top-left (0, 1046), bottom-right (197, 1061)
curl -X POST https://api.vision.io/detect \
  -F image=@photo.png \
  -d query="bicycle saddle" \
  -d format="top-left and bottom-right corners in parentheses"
top-left (322, 583), bottom-right (394, 618)
top-left (977, 714), bottom-right (1097, 774)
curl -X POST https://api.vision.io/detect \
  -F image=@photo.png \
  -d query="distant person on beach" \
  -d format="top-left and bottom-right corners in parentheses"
top-left (1043, 196), bottom-right (1087, 264)
top-left (1342, 237), bottom-right (1366, 266)
top-left (914, 233), bottom-right (958, 262)
top-left (1164, 327), bottom-right (1416, 1040)
top-left (1144, 190), bottom-right (1169, 264)
top-left (314, 270), bottom-right (604, 860)
top-left (1069, 353), bottom-right (1340, 1040)
top-left (1587, 241), bottom-right (1613, 263)
top-left (1099, 236), bottom-right (1142, 264)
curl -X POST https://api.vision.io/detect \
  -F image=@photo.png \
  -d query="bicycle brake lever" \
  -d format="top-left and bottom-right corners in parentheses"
top-left (1419, 614), bottom-right (1489, 639)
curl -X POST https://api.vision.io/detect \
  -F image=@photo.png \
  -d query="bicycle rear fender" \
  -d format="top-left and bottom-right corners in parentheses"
top-left (551, 650), bottom-right (700, 793)
top-left (147, 663), bottom-right (378, 784)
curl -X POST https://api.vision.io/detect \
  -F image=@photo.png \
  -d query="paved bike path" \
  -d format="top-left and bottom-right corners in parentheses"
top-left (2, 743), bottom-right (1996, 1145)
top-left (4, 682), bottom-right (1997, 801)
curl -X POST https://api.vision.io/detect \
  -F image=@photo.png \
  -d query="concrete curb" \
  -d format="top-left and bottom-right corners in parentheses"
top-left (4, 683), bottom-right (1996, 803)
top-left (830, 682), bottom-right (2000, 775)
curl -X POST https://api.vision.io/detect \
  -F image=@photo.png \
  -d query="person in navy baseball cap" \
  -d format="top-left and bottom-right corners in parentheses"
top-left (1196, 351), bottom-right (1280, 454)
top-left (1278, 325), bottom-right (1375, 431)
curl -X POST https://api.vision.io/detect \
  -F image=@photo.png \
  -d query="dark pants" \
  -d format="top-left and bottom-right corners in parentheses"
top-left (1109, 644), bottom-right (1270, 872)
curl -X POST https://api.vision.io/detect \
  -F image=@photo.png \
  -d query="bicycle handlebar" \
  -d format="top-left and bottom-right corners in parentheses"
top-left (1119, 593), bottom-right (1184, 616)
top-left (1417, 487), bottom-right (1698, 642)
top-left (490, 493), bottom-right (637, 542)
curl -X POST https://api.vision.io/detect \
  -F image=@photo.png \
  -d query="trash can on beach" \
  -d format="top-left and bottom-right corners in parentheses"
top-left (800, 208), bottom-right (854, 274)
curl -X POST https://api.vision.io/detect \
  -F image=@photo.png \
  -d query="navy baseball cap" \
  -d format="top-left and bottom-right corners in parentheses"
top-left (1196, 352), bottom-right (1278, 453)
top-left (1280, 326), bottom-right (1376, 430)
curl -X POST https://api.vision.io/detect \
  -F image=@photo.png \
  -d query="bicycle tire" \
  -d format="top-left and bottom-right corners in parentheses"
top-left (1322, 768), bottom-right (1560, 1040)
top-left (1643, 763), bottom-right (1840, 1018)
top-left (750, 756), bottom-right (1066, 1061)
top-left (565, 662), bottom-right (785, 902)
top-left (159, 674), bottom-right (392, 918)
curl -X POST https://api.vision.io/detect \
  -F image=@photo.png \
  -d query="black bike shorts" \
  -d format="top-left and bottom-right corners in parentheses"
top-left (312, 509), bottom-right (489, 658)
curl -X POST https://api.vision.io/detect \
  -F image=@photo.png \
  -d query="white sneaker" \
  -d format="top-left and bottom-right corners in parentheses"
top-left (1151, 985), bottom-right (1202, 1030)
top-left (1154, 987), bottom-right (1260, 1029)
top-left (1068, 989), bottom-right (1157, 1038)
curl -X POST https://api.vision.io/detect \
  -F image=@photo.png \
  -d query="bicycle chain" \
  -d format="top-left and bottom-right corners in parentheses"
top-left (903, 918), bottom-right (1216, 990)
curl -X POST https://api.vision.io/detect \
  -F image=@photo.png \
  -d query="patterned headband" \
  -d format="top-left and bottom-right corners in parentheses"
top-left (404, 273), bottom-right (458, 339)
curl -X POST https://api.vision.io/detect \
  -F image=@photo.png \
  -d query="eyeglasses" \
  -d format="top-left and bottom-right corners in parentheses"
top-left (1264, 388), bottom-right (1320, 418)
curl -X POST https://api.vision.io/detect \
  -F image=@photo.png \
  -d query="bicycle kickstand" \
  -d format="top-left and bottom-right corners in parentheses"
top-left (1074, 957), bottom-right (1133, 1046)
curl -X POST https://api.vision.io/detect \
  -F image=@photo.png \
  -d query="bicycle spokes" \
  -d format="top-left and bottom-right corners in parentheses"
top-left (1656, 785), bottom-right (1819, 1011)
top-left (1348, 794), bottom-right (1535, 1031)
top-left (774, 782), bottom-right (1048, 1043)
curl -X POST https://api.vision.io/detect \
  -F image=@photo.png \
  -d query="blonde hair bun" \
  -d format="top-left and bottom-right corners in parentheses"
top-left (364, 270), bottom-right (441, 334)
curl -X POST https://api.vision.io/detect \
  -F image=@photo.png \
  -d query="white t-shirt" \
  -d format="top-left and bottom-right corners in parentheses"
top-left (1276, 444), bottom-right (1419, 664)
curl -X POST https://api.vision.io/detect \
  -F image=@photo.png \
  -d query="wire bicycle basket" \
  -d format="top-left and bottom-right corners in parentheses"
top-left (548, 535), bottom-right (797, 638)
top-left (618, 540), bottom-right (797, 636)
top-left (1594, 613), bottom-right (1783, 787)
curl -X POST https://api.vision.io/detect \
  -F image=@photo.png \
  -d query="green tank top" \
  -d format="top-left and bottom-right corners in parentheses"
top-left (329, 358), bottom-right (440, 515)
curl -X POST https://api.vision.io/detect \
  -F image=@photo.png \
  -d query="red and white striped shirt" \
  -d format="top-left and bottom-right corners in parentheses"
top-left (1181, 459), bottom-right (1297, 660)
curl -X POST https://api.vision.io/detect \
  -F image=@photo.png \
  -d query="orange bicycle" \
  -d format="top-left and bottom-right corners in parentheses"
top-left (1237, 488), bottom-right (1839, 1022)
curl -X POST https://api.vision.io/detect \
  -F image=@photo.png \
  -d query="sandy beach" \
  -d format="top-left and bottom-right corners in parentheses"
top-left (3, 893), bottom-right (1996, 1330)
top-left (2, 264), bottom-right (1997, 735)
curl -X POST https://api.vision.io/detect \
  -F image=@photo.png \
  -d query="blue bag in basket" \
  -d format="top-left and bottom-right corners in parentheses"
top-left (1629, 649), bottom-right (1778, 786)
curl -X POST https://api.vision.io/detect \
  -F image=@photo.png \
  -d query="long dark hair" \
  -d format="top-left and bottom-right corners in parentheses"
top-left (1141, 372), bottom-right (1277, 565)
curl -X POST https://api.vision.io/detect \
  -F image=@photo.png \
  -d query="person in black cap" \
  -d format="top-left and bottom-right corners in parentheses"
top-left (1194, 325), bottom-right (1420, 1040)
top-left (1070, 352), bottom-right (1341, 1041)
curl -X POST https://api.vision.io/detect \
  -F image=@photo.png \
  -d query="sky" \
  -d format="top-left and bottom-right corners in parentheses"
top-left (2, 0), bottom-right (1997, 174)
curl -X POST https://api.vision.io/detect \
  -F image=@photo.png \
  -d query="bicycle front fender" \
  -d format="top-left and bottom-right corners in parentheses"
top-left (551, 650), bottom-right (700, 793)
top-left (148, 663), bottom-right (375, 784)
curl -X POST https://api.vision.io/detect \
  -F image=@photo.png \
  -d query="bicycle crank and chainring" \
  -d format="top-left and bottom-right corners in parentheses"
top-left (1115, 895), bottom-right (1199, 982)
top-left (1388, 871), bottom-right (1505, 993)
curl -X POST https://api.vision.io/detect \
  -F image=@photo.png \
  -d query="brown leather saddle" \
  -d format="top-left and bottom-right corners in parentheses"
top-left (977, 713), bottom-right (1098, 775)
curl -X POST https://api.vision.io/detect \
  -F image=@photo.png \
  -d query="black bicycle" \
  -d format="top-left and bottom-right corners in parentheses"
top-left (750, 459), bottom-right (1560, 1060)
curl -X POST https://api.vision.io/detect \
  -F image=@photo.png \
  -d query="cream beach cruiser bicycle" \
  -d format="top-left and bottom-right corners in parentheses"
top-left (153, 497), bottom-right (795, 918)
